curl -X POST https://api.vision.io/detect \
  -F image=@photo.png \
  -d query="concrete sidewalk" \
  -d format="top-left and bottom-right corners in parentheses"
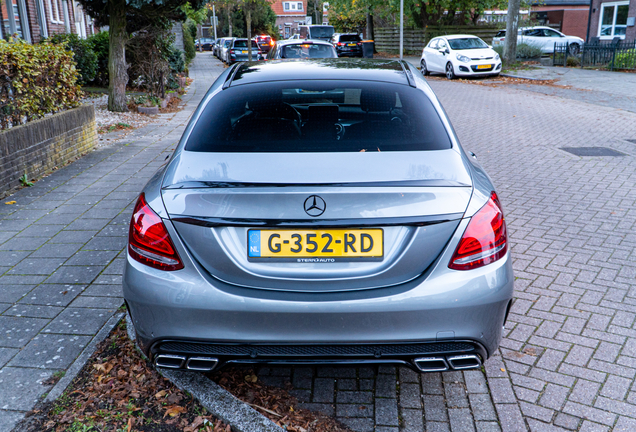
top-left (0, 53), bottom-right (224, 432)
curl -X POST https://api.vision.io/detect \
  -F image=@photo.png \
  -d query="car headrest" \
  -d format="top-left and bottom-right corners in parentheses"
top-left (360, 90), bottom-right (395, 113)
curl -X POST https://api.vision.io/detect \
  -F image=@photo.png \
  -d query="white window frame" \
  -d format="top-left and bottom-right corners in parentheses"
top-left (2, 0), bottom-right (32, 42)
top-left (297, 2), bottom-right (303, 11)
top-left (597, 1), bottom-right (629, 40)
top-left (283, 1), bottom-right (290, 10)
top-left (47, 0), bottom-right (63, 24)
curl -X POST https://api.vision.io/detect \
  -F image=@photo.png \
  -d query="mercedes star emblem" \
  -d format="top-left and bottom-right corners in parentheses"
top-left (304, 195), bottom-right (326, 217)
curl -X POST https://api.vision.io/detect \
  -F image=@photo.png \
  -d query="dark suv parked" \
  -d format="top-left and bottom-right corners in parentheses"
top-left (331, 33), bottom-right (363, 57)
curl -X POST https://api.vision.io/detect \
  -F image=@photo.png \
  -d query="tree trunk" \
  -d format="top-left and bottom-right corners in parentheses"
top-left (366, 12), bottom-right (374, 40)
top-left (246, 8), bottom-right (252, 61)
top-left (504, 0), bottom-right (521, 65)
top-left (227, 5), bottom-right (232, 37)
top-left (107, 0), bottom-right (128, 112)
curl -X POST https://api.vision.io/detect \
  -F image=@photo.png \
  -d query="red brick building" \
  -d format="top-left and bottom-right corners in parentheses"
top-left (1, 0), bottom-right (96, 43)
top-left (531, 0), bottom-right (591, 39)
top-left (271, 0), bottom-right (308, 39)
top-left (588, 0), bottom-right (635, 41)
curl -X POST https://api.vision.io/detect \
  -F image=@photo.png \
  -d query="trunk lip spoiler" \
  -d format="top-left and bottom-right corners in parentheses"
top-left (171, 214), bottom-right (464, 228)
top-left (162, 180), bottom-right (471, 190)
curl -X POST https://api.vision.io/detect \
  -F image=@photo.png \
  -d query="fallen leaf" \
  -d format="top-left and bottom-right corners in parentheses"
top-left (164, 405), bottom-right (187, 418)
top-left (500, 368), bottom-right (506, 372)
top-left (4, 201), bottom-right (16, 205)
top-left (244, 374), bottom-right (258, 383)
top-left (155, 390), bottom-right (168, 399)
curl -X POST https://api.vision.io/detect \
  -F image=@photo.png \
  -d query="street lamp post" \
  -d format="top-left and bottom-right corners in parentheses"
top-left (399, 0), bottom-right (403, 60)
top-left (212, 3), bottom-right (217, 40)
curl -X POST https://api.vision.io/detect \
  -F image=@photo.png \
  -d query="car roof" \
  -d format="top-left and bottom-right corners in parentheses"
top-left (440, 34), bottom-right (480, 40)
top-left (276, 39), bottom-right (334, 47)
top-left (229, 59), bottom-right (411, 87)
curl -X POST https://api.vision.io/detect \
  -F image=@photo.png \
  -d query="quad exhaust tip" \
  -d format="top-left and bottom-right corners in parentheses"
top-left (414, 356), bottom-right (449, 372)
top-left (185, 357), bottom-right (219, 372)
top-left (155, 354), bottom-right (186, 369)
top-left (414, 354), bottom-right (481, 372)
top-left (154, 354), bottom-right (219, 372)
top-left (447, 354), bottom-right (482, 370)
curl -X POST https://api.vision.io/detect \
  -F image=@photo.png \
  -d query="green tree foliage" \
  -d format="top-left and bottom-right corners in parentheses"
top-left (0, 39), bottom-right (81, 129)
top-left (46, 33), bottom-right (98, 85)
top-left (183, 22), bottom-right (197, 63)
top-left (90, 31), bottom-right (110, 87)
top-left (328, 0), bottom-right (367, 32)
top-left (216, 0), bottom-right (276, 37)
top-left (330, 0), bottom-right (507, 30)
top-left (76, 0), bottom-right (204, 111)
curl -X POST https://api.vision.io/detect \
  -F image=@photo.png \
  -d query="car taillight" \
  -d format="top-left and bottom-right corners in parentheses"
top-left (448, 192), bottom-right (507, 271)
top-left (128, 193), bottom-right (183, 271)
top-left (230, 49), bottom-right (235, 54)
top-left (337, 42), bottom-right (344, 46)
top-left (270, 40), bottom-right (274, 46)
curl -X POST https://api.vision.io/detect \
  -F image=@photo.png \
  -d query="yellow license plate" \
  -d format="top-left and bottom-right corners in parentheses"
top-left (241, 50), bottom-right (248, 54)
top-left (347, 43), bottom-right (356, 46)
top-left (248, 229), bottom-right (383, 262)
top-left (476, 64), bottom-right (492, 70)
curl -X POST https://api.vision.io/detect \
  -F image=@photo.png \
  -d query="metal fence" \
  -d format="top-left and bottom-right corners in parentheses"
top-left (554, 39), bottom-right (636, 71)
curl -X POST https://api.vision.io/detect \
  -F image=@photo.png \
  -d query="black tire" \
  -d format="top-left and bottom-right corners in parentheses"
top-left (569, 43), bottom-right (580, 56)
top-left (420, 59), bottom-right (430, 76)
top-left (445, 62), bottom-right (456, 80)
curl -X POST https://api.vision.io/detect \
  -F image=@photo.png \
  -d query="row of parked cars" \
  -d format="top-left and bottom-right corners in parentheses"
top-left (419, 25), bottom-right (584, 80)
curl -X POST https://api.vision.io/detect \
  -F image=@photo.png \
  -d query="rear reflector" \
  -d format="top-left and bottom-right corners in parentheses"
top-left (449, 192), bottom-right (507, 270)
top-left (128, 193), bottom-right (184, 271)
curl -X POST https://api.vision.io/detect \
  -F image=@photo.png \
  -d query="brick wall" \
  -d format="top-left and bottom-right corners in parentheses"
top-left (562, 9), bottom-right (590, 39)
top-left (0, 105), bottom-right (96, 196)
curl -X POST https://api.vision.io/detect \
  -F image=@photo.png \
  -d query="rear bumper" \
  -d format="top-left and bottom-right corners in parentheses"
top-left (124, 218), bottom-right (514, 371)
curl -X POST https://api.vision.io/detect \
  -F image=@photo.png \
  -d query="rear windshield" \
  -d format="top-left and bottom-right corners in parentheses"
top-left (234, 40), bottom-right (259, 48)
top-left (186, 81), bottom-right (451, 152)
top-left (281, 44), bottom-right (335, 58)
top-left (448, 38), bottom-right (488, 50)
top-left (495, 30), bottom-right (506, 37)
top-left (340, 35), bottom-right (361, 42)
top-left (309, 26), bottom-right (335, 38)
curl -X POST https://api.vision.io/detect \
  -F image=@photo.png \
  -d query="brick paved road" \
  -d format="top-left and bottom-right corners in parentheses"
top-left (434, 80), bottom-right (636, 431)
top-left (256, 77), bottom-right (636, 432)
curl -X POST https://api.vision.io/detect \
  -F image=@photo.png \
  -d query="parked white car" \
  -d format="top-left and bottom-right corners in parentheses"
top-left (420, 35), bottom-right (502, 80)
top-left (492, 26), bottom-right (584, 54)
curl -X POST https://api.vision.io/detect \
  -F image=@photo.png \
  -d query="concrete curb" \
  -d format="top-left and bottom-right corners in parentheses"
top-left (501, 73), bottom-right (550, 81)
top-left (160, 370), bottom-right (284, 432)
top-left (125, 314), bottom-right (283, 432)
top-left (45, 312), bottom-right (125, 403)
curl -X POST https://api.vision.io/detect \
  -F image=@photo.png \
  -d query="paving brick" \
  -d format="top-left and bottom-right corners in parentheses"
top-left (375, 398), bottom-right (398, 426)
top-left (312, 377), bottom-right (334, 403)
top-left (495, 403), bottom-right (527, 432)
top-left (399, 383), bottom-right (421, 409)
top-left (553, 413), bottom-right (580, 430)
top-left (469, 393), bottom-right (497, 421)
top-left (538, 384), bottom-right (569, 411)
top-left (400, 408), bottom-right (423, 432)
top-left (599, 374), bottom-right (631, 400)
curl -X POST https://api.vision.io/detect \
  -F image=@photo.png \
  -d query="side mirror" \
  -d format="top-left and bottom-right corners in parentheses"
top-left (488, 45), bottom-right (493, 49)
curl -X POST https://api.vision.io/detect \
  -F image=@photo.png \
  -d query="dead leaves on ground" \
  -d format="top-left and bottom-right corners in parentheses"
top-left (28, 324), bottom-right (228, 432)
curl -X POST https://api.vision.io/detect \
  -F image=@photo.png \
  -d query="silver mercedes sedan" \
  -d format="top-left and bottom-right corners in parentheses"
top-left (123, 59), bottom-right (514, 374)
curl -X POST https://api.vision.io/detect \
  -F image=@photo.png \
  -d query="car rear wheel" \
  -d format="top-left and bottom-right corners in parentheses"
top-left (569, 43), bottom-right (580, 55)
top-left (445, 62), bottom-right (456, 80)
top-left (421, 59), bottom-right (430, 76)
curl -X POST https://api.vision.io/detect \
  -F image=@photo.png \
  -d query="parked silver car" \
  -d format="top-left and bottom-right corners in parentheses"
top-left (266, 39), bottom-right (337, 59)
top-left (220, 37), bottom-right (235, 63)
top-left (124, 59), bottom-right (514, 374)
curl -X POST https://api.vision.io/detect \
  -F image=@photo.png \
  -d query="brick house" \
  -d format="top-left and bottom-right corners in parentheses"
top-left (271, 0), bottom-right (308, 39)
top-left (531, 0), bottom-right (591, 39)
top-left (1, 0), bottom-right (97, 43)
top-left (587, 0), bottom-right (635, 40)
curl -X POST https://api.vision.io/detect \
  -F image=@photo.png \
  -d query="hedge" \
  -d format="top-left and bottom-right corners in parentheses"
top-left (0, 38), bottom-right (81, 130)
